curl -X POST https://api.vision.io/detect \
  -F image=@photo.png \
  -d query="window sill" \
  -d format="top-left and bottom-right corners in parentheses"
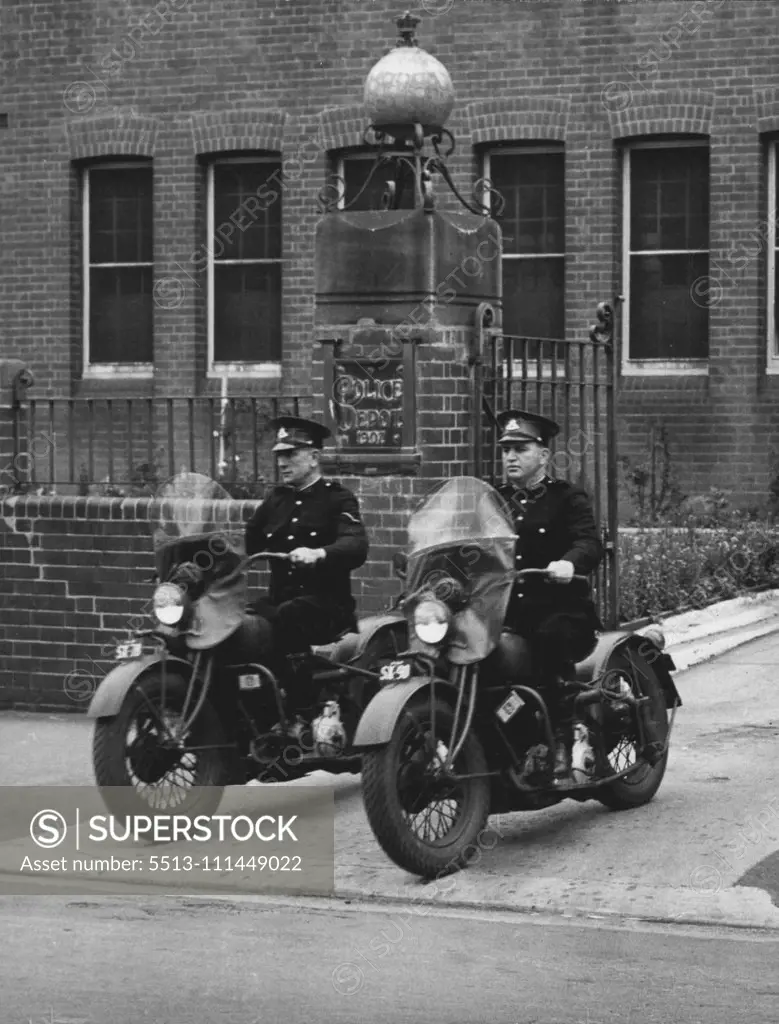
top-left (621, 361), bottom-right (708, 376)
top-left (208, 363), bottom-right (282, 379)
top-left (82, 364), bottom-right (154, 379)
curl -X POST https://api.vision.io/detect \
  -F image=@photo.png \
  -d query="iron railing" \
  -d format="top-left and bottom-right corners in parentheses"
top-left (12, 395), bottom-right (308, 496)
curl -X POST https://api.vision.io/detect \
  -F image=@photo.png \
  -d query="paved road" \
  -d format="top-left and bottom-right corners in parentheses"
top-left (1, 894), bottom-right (777, 1024)
top-left (2, 631), bottom-right (778, 925)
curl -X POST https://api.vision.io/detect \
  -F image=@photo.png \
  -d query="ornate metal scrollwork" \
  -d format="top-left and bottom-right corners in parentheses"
top-left (589, 301), bottom-right (615, 347)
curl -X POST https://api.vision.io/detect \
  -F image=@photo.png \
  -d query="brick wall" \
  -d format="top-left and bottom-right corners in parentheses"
top-left (3, 0), bottom-right (779, 501)
top-left (0, 489), bottom-right (407, 712)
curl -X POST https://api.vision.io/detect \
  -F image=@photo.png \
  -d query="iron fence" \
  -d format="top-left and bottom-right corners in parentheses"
top-left (12, 395), bottom-right (307, 497)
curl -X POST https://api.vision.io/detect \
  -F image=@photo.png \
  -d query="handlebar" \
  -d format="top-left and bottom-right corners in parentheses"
top-left (515, 568), bottom-right (589, 584)
top-left (246, 551), bottom-right (290, 564)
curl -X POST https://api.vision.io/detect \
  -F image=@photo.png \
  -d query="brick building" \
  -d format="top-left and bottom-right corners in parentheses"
top-left (2, 0), bottom-right (779, 505)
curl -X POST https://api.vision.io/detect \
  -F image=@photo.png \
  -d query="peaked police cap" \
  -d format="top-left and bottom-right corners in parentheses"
top-left (269, 416), bottom-right (331, 452)
top-left (496, 409), bottom-right (560, 447)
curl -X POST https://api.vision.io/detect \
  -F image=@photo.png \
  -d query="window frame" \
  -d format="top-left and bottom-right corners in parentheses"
top-left (481, 144), bottom-right (567, 378)
top-left (766, 140), bottom-right (779, 374)
top-left (621, 138), bottom-right (710, 377)
top-left (334, 150), bottom-right (418, 211)
top-left (206, 155), bottom-right (283, 379)
top-left (81, 159), bottom-right (154, 379)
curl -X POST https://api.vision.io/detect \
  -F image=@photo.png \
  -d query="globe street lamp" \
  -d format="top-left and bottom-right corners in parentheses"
top-left (319, 11), bottom-right (504, 217)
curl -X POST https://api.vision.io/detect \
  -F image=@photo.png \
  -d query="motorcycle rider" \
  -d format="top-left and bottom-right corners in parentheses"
top-left (245, 415), bottom-right (369, 710)
top-left (495, 409), bottom-right (604, 783)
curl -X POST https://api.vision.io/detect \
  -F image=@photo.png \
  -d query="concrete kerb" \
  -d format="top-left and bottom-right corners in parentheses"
top-left (652, 587), bottom-right (779, 672)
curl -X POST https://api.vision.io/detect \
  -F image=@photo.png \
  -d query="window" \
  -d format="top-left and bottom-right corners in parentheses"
top-left (208, 157), bottom-right (282, 372)
top-left (483, 147), bottom-right (565, 345)
top-left (622, 141), bottom-right (709, 371)
top-left (767, 141), bottom-right (779, 371)
top-left (83, 162), bottom-right (153, 374)
top-left (334, 151), bottom-right (416, 211)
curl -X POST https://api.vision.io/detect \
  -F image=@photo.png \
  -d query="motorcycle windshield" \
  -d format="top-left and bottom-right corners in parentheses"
top-left (150, 472), bottom-right (246, 583)
top-left (405, 476), bottom-right (516, 664)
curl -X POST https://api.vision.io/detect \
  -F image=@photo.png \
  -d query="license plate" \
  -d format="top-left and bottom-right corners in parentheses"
top-left (379, 660), bottom-right (412, 682)
top-left (496, 691), bottom-right (525, 723)
top-left (238, 673), bottom-right (262, 691)
top-left (115, 641), bottom-right (143, 661)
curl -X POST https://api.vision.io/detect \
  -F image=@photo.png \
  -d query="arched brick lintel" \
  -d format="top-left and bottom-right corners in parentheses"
top-left (317, 105), bottom-right (373, 152)
top-left (66, 114), bottom-right (160, 160)
top-left (756, 87), bottom-right (779, 135)
top-left (607, 89), bottom-right (715, 140)
top-left (464, 97), bottom-right (571, 144)
top-left (190, 109), bottom-right (286, 155)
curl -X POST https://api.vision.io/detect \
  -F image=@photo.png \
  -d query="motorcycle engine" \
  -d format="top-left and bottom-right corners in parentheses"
top-left (312, 700), bottom-right (347, 757)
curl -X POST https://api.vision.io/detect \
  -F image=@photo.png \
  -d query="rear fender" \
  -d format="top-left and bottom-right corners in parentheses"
top-left (86, 654), bottom-right (193, 720)
top-left (579, 631), bottom-right (681, 710)
top-left (352, 675), bottom-right (458, 749)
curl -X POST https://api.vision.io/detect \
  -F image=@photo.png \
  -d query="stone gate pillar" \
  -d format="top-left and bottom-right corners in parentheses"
top-left (312, 206), bottom-right (501, 616)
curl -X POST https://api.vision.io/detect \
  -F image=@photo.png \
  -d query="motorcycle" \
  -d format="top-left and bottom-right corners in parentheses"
top-left (87, 472), bottom-right (407, 819)
top-left (353, 475), bottom-right (682, 879)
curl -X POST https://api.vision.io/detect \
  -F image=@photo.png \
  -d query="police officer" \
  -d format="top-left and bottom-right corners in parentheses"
top-left (245, 416), bottom-right (369, 704)
top-left (495, 409), bottom-right (604, 782)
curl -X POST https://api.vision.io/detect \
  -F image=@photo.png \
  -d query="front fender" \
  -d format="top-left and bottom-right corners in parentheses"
top-left (578, 630), bottom-right (681, 710)
top-left (352, 675), bottom-right (457, 749)
top-left (86, 654), bottom-right (193, 720)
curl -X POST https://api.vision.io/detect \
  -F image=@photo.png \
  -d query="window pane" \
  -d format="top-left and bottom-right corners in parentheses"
top-left (88, 166), bottom-right (152, 264)
top-left (89, 266), bottom-right (153, 363)
top-left (213, 162), bottom-right (281, 261)
top-left (502, 257), bottom-right (565, 340)
top-left (630, 147), bottom-right (709, 251)
top-left (489, 152), bottom-right (564, 255)
top-left (342, 156), bottom-right (416, 211)
top-left (214, 263), bottom-right (281, 362)
top-left (630, 253), bottom-right (708, 359)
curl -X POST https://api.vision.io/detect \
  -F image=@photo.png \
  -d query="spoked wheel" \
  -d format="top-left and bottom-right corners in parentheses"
top-left (361, 696), bottom-right (490, 879)
top-left (596, 652), bottom-right (670, 811)
top-left (92, 670), bottom-right (231, 821)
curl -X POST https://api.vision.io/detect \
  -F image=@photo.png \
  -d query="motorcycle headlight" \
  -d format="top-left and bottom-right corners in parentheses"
top-left (413, 598), bottom-right (451, 645)
top-left (153, 583), bottom-right (186, 625)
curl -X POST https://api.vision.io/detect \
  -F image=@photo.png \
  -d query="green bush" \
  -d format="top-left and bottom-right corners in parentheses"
top-left (618, 518), bottom-right (779, 622)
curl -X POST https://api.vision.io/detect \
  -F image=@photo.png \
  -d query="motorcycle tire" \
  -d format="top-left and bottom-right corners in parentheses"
top-left (361, 695), bottom-right (491, 879)
top-left (595, 651), bottom-right (670, 811)
top-left (92, 669), bottom-right (231, 821)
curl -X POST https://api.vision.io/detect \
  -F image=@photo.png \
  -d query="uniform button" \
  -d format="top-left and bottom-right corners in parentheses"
top-left (539, 528), bottom-right (545, 533)
top-left (287, 535), bottom-right (294, 540)
top-left (292, 518), bottom-right (298, 523)
top-left (515, 555), bottom-right (522, 562)
top-left (516, 516), bottom-right (523, 522)
top-left (310, 531), bottom-right (317, 537)
top-left (295, 501), bottom-right (302, 506)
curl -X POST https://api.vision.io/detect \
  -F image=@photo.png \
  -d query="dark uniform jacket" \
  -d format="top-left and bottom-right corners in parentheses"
top-left (245, 476), bottom-right (369, 614)
top-left (497, 475), bottom-right (604, 627)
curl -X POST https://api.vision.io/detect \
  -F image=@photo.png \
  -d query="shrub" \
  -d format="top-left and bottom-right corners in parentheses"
top-left (618, 518), bottom-right (779, 622)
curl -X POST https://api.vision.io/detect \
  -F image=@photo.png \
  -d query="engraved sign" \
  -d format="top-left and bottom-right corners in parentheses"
top-left (332, 358), bottom-right (404, 449)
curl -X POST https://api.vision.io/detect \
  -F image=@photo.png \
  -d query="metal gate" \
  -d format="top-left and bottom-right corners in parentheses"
top-left (473, 302), bottom-right (619, 630)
